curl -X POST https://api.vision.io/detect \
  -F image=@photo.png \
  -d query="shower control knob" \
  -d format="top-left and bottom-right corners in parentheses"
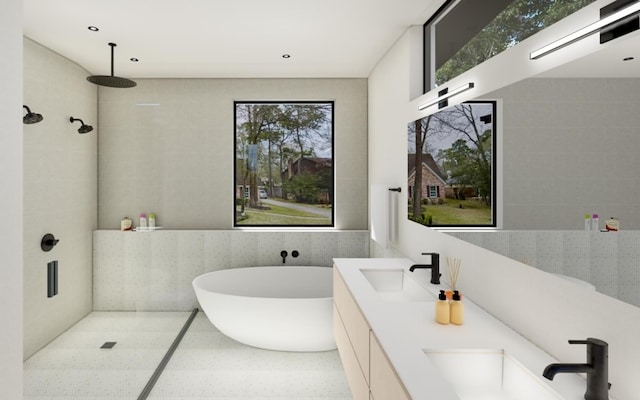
top-left (41, 233), bottom-right (60, 252)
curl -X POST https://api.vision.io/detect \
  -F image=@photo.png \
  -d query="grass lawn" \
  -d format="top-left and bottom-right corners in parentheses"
top-left (409, 199), bottom-right (492, 225)
top-left (236, 203), bottom-right (331, 226)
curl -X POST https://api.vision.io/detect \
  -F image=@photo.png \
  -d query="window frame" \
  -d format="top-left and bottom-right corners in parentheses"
top-left (233, 100), bottom-right (335, 228)
top-left (408, 100), bottom-right (497, 228)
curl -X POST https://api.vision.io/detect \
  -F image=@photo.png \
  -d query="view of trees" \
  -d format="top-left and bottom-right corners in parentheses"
top-left (408, 102), bottom-right (495, 226)
top-left (435, 0), bottom-right (596, 84)
top-left (235, 102), bottom-right (333, 226)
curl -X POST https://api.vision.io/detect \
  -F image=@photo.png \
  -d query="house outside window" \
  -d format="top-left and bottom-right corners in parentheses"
top-left (408, 101), bottom-right (496, 227)
top-left (234, 101), bottom-right (334, 227)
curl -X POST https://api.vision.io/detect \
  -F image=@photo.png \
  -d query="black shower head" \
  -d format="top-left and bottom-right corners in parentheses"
top-left (69, 117), bottom-right (94, 134)
top-left (23, 105), bottom-right (44, 124)
top-left (87, 43), bottom-right (137, 88)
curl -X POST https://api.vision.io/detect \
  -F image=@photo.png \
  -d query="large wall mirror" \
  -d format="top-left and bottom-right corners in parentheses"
top-left (442, 7), bottom-right (640, 308)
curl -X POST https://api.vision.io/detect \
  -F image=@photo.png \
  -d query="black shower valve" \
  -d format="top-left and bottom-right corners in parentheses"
top-left (292, 250), bottom-right (299, 258)
top-left (41, 233), bottom-right (60, 252)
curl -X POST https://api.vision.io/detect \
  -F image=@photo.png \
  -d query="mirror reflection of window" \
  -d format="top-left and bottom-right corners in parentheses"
top-left (407, 101), bottom-right (497, 228)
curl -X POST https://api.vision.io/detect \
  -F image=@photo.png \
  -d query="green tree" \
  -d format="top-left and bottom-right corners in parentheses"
top-left (236, 104), bottom-right (279, 207)
top-left (436, 0), bottom-right (595, 84)
top-left (434, 104), bottom-right (492, 204)
top-left (280, 104), bottom-right (331, 173)
top-left (283, 172), bottom-right (322, 203)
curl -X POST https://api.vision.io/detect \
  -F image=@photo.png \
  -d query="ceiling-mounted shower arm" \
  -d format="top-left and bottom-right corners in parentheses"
top-left (109, 42), bottom-right (116, 77)
top-left (86, 42), bottom-right (137, 88)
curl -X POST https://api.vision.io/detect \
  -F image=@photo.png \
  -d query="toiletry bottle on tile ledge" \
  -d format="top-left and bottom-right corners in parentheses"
top-left (435, 290), bottom-right (450, 324)
top-left (584, 214), bottom-right (591, 231)
top-left (591, 214), bottom-right (599, 231)
top-left (450, 290), bottom-right (464, 325)
top-left (139, 213), bottom-right (147, 229)
top-left (148, 213), bottom-right (156, 228)
top-left (120, 217), bottom-right (132, 231)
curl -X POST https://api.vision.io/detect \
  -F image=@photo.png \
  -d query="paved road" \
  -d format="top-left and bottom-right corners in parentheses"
top-left (262, 198), bottom-right (332, 218)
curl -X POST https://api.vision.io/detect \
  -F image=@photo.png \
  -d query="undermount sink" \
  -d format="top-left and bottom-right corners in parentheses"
top-left (360, 268), bottom-right (434, 302)
top-left (424, 349), bottom-right (563, 400)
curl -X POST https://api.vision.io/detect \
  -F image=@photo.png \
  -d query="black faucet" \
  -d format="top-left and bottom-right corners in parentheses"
top-left (409, 252), bottom-right (440, 284)
top-left (543, 338), bottom-right (611, 400)
top-left (280, 250), bottom-right (288, 264)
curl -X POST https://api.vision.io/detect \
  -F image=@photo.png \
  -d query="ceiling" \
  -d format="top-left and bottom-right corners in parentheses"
top-left (23, 0), bottom-right (442, 79)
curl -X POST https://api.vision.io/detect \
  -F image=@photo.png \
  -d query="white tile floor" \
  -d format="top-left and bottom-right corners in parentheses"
top-left (24, 311), bottom-right (352, 400)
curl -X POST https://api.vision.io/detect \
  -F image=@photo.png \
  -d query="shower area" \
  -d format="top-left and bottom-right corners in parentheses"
top-left (23, 36), bottom-right (369, 399)
top-left (25, 230), bottom-right (367, 399)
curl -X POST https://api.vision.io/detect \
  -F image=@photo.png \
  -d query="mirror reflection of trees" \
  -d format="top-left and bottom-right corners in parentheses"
top-left (436, 0), bottom-right (596, 85)
top-left (408, 102), bottom-right (495, 227)
top-left (235, 102), bottom-right (333, 227)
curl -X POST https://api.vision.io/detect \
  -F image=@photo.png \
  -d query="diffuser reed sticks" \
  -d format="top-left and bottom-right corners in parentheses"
top-left (447, 257), bottom-right (462, 290)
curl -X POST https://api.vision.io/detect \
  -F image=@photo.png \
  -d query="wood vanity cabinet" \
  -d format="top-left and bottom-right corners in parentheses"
top-left (333, 267), bottom-right (411, 400)
top-left (333, 268), bottom-right (370, 400)
top-left (369, 332), bottom-right (411, 400)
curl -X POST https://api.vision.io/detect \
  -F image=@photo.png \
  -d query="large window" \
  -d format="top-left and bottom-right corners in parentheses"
top-left (424, 0), bottom-right (596, 91)
top-left (408, 101), bottom-right (496, 228)
top-left (234, 101), bottom-right (334, 227)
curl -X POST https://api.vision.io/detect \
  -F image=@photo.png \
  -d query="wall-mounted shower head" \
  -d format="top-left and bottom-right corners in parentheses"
top-left (69, 117), bottom-right (94, 134)
top-left (23, 105), bottom-right (44, 124)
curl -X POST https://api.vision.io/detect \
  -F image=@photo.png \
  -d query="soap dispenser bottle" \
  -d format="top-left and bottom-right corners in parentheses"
top-left (435, 290), bottom-right (450, 325)
top-left (450, 290), bottom-right (464, 325)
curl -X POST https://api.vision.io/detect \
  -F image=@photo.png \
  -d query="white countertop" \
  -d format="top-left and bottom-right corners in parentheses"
top-left (333, 258), bottom-right (591, 400)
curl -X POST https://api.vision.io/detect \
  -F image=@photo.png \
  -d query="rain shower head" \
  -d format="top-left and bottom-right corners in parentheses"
top-left (87, 43), bottom-right (137, 88)
top-left (23, 105), bottom-right (44, 124)
top-left (70, 117), bottom-right (94, 134)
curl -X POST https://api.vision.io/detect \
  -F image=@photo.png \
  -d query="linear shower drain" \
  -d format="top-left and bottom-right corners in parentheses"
top-left (100, 342), bottom-right (117, 349)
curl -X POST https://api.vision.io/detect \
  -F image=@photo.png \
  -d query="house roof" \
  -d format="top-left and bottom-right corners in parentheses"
top-left (407, 153), bottom-right (447, 183)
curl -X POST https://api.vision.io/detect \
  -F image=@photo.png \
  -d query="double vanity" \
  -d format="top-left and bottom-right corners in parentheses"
top-left (333, 258), bottom-right (596, 400)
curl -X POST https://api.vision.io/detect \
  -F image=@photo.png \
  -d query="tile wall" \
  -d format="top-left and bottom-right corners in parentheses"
top-left (23, 38), bottom-right (98, 359)
top-left (448, 230), bottom-right (640, 307)
top-left (93, 230), bottom-right (370, 311)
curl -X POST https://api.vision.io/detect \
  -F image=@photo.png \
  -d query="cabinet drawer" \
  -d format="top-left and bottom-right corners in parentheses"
top-left (334, 304), bottom-right (369, 400)
top-left (333, 267), bottom-right (371, 383)
top-left (370, 332), bottom-right (411, 400)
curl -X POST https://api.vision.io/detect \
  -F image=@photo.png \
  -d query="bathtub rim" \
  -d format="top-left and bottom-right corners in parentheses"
top-left (192, 265), bottom-right (334, 300)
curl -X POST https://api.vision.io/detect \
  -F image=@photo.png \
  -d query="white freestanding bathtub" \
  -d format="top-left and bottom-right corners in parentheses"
top-left (192, 266), bottom-right (336, 352)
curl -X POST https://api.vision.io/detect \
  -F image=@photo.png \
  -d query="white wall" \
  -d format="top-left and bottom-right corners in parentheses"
top-left (0, 0), bottom-right (24, 396)
top-left (450, 230), bottom-right (640, 306)
top-left (369, 26), bottom-right (640, 400)
top-left (23, 38), bottom-right (98, 359)
top-left (97, 79), bottom-right (368, 230)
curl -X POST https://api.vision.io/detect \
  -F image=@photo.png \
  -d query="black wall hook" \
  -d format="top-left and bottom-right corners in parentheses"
top-left (41, 233), bottom-right (60, 252)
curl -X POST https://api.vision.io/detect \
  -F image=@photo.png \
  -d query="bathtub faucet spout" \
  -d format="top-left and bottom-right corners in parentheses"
top-left (280, 250), bottom-right (288, 264)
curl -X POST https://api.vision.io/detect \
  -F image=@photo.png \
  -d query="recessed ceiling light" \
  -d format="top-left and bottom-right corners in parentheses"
top-left (130, 58), bottom-right (139, 62)
top-left (282, 54), bottom-right (291, 59)
top-left (623, 56), bottom-right (635, 61)
top-left (88, 26), bottom-right (99, 32)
